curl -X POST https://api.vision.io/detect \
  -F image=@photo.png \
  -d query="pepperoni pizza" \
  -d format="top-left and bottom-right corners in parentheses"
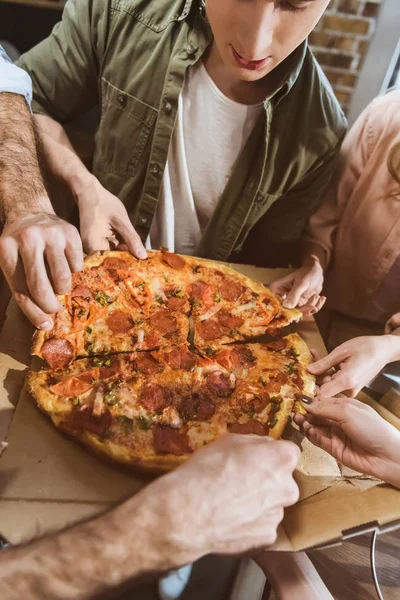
top-left (31, 250), bottom-right (301, 368)
top-left (27, 334), bottom-right (315, 473)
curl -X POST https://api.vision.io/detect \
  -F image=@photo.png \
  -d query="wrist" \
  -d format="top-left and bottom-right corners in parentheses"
top-left (371, 455), bottom-right (400, 489)
top-left (380, 334), bottom-right (400, 364)
top-left (3, 195), bottom-right (55, 225)
top-left (64, 157), bottom-right (95, 205)
top-left (302, 254), bottom-right (323, 270)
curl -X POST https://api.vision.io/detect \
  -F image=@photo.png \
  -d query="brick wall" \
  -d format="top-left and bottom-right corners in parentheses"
top-left (309, 0), bottom-right (384, 114)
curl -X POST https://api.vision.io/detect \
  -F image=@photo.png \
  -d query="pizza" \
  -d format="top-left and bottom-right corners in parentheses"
top-left (31, 250), bottom-right (301, 369)
top-left (27, 333), bottom-right (315, 473)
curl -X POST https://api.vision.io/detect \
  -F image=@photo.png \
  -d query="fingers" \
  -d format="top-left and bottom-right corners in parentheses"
top-left (65, 230), bottom-right (84, 273)
top-left (112, 214), bottom-right (147, 260)
top-left (304, 396), bottom-right (354, 424)
top-left (303, 424), bottom-right (332, 454)
top-left (19, 239), bottom-right (61, 315)
top-left (81, 232), bottom-right (111, 255)
top-left (44, 248), bottom-right (72, 296)
top-left (308, 346), bottom-right (346, 376)
top-left (283, 278), bottom-right (313, 309)
top-left (385, 312), bottom-right (400, 334)
top-left (269, 273), bottom-right (294, 297)
top-left (14, 291), bottom-right (54, 330)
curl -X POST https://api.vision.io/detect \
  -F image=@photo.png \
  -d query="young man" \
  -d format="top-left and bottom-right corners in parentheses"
top-left (5, 0), bottom-right (346, 331)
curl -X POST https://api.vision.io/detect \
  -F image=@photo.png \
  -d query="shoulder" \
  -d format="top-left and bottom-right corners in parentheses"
top-left (297, 48), bottom-right (347, 147)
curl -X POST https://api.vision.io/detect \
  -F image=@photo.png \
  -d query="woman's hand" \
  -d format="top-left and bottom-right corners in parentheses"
top-left (308, 335), bottom-right (400, 397)
top-left (294, 396), bottom-right (400, 488)
top-left (269, 258), bottom-right (325, 317)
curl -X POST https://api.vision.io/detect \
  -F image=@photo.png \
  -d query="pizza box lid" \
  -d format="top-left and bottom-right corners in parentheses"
top-left (0, 264), bottom-right (399, 552)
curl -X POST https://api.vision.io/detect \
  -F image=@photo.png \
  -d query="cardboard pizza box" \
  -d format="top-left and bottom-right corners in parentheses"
top-left (0, 264), bottom-right (400, 552)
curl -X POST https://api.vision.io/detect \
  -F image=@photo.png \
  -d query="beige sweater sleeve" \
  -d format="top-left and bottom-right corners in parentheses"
top-left (302, 101), bottom-right (376, 270)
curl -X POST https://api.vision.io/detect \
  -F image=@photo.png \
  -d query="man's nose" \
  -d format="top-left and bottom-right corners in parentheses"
top-left (238, 2), bottom-right (276, 60)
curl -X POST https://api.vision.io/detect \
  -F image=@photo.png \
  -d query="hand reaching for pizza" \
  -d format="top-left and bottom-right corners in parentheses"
top-left (269, 258), bottom-right (325, 316)
top-left (385, 312), bottom-right (400, 335)
top-left (294, 396), bottom-right (400, 489)
top-left (308, 335), bottom-right (400, 397)
top-left (75, 176), bottom-right (147, 259)
top-left (147, 434), bottom-right (300, 560)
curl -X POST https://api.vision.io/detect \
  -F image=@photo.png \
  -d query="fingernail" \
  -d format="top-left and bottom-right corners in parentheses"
top-left (39, 320), bottom-right (53, 331)
top-left (295, 394), bottom-right (314, 404)
top-left (283, 300), bottom-right (294, 309)
top-left (137, 249), bottom-right (147, 260)
top-left (307, 364), bottom-right (317, 373)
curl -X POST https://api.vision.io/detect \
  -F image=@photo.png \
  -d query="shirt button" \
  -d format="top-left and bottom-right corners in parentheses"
top-left (127, 162), bottom-right (135, 174)
top-left (163, 99), bottom-right (172, 113)
top-left (117, 94), bottom-right (127, 108)
top-left (186, 44), bottom-right (197, 57)
top-left (138, 216), bottom-right (148, 226)
top-left (150, 163), bottom-right (160, 175)
top-left (384, 250), bottom-right (393, 259)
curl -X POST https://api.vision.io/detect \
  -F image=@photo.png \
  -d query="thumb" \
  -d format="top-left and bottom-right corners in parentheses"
top-left (269, 273), bottom-right (294, 297)
top-left (308, 351), bottom-right (341, 375)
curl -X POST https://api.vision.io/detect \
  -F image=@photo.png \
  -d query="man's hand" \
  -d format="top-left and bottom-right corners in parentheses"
top-left (308, 335), bottom-right (400, 397)
top-left (76, 176), bottom-right (147, 258)
top-left (0, 211), bottom-right (83, 329)
top-left (145, 434), bottom-right (300, 564)
top-left (294, 396), bottom-right (400, 488)
top-left (269, 258), bottom-right (325, 316)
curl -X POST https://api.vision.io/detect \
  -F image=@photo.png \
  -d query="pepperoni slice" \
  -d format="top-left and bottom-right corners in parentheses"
top-left (50, 373), bottom-right (96, 397)
top-left (99, 357), bottom-right (121, 379)
top-left (240, 392), bottom-right (270, 414)
top-left (107, 310), bottom-right (134, 334)
top-left (197, 320), bottom-right (224, 341)
top-left (144, 330), bottom-right (161, 348)
top-left (162, 252), bottom-right (186, 270)
top-left (261, 370), bottom-right (289, 393)
top-left (206, 371), bottom-right (236, 397)
top-left (139, 383), bottom-right (171, 412)
top-left (149, 309), bottom-right (177, 335)
top-left (216, 309), bottom-right (244, 330)
top-left (153, 426), bottom-right (192, 455)
top-left (166, 297), bottom-right (186, 311)
top-left (214, 349), bottom-right (232, 369)
top-left (165, 348), bottom-right (198, 371)
top-left (229, 420), bottom-right (269, 436)
top-left (230, 345), bottom-right (256, 369)
top-left (41, 338), bottom-right (74, 369)
top-left (102, 257), bottom-right (128, 269)
top-left (218, 279), bottom-right (243, 302)
top-left (135, 353), bottom-right (164, 375)
top-left (72, 285), bottom-right (92, 299)
top-left (71, 405), bottom-right (112, 436)
top-left (191, 281), bottom-right (213, 301)
top-left (265, 339), bottom-right (287, 352)
top-left (181, 395), bottom-right (215, 422)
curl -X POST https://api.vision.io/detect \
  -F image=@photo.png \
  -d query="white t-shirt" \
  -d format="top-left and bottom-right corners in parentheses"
top-left (147, 60), bottom-right (263, 255)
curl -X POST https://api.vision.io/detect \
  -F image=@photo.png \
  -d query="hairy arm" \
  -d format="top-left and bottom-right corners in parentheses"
top-left (0, 435), bottom-right (300, 600)
top-left (0, 93), bottom-right (51, 221)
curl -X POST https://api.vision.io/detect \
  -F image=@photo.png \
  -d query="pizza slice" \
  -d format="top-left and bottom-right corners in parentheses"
top-left (26, 334), bottom-right (314, 473)
top-left (186, 261), bottom-right (301, 351)
top-left (32, 251), bottom-right (192, 368)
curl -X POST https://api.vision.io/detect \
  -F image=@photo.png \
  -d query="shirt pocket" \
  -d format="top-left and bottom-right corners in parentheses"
top-left (95, 78), bottom-right (158, 177)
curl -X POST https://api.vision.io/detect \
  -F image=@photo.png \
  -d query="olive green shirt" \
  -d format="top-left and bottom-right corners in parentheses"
top-left (18, 0), bottom-right (347, 267)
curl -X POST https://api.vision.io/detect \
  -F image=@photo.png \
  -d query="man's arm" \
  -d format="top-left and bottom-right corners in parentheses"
top-left (17, 0), bottom-right (146, 257)
top-left (0, 92), bottom-right (83, 327)
top-left (0, 435), bottom-right (300, 600)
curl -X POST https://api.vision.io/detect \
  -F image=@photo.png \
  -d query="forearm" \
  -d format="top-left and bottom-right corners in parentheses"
top-left (0, 486), bottom-right (192, 600)
top-left (35, 114), bottom-right (95, 200)
top-left (300, 241), bottom-right (327, 270)
top-left (256, 552), bottom-right (333, 600)
top-left (0, 94), bottom-right (52, 222)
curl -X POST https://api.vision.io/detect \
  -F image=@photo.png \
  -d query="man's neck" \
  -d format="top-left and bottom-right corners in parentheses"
top-left (202, 43), bottom-right (275, 106)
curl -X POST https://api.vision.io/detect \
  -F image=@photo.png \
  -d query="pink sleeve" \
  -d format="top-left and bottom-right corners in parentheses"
top-left (303, 103), bottom-right (376, 269)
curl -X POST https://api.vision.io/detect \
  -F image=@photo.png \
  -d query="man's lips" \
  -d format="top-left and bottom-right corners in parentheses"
top-left (231, 46), bottom-right (271, 71)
